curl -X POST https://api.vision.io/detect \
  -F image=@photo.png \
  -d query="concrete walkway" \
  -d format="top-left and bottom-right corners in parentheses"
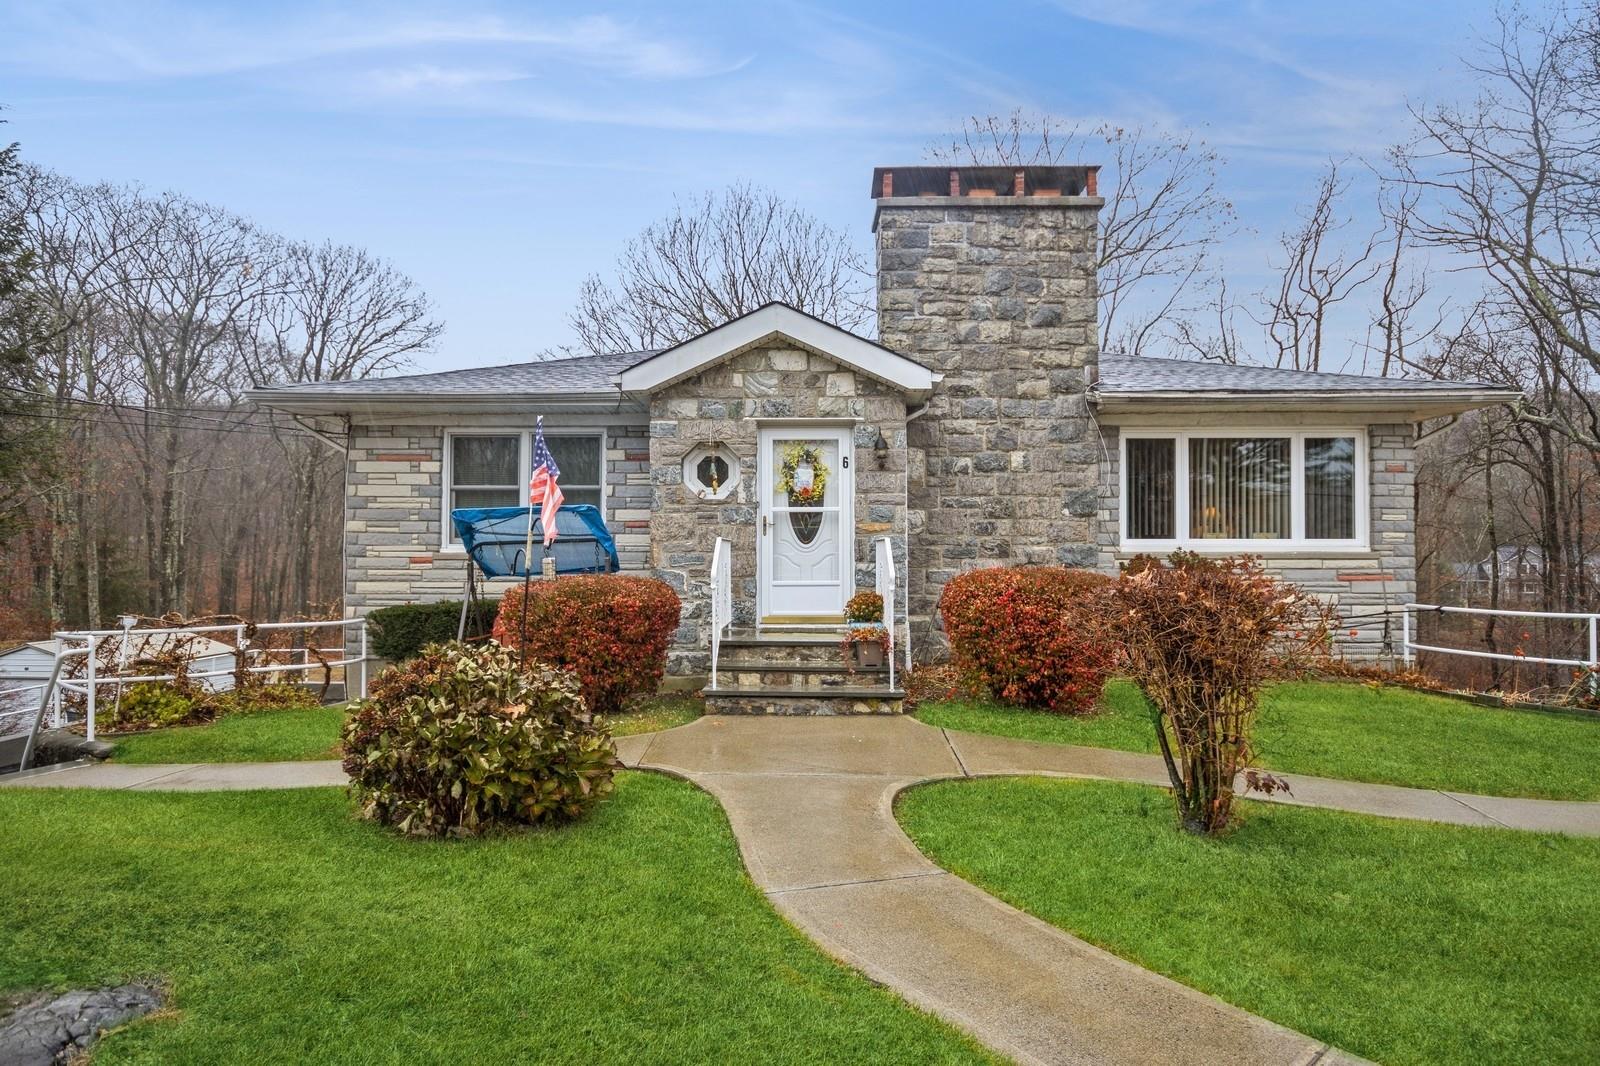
top-left (7, 717), bottom-right (1599, 1064)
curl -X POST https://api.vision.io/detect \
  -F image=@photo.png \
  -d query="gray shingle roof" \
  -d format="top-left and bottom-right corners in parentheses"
top-left (252, 350), bottom-right (660, 398)
top-left (1095, 354), bottom-right (1509, 395)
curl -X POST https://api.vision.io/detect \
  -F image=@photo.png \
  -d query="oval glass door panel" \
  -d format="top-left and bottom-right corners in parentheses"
top-left (772, 437), bottom-right (839, 576)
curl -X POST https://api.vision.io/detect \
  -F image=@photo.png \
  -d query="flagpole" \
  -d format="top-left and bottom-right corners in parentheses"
top-left (520, 419), bottom-right (540, 668)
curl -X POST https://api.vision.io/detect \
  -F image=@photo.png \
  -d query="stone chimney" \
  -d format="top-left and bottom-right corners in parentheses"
top-left (871, 165), bottom-right (1104, 654)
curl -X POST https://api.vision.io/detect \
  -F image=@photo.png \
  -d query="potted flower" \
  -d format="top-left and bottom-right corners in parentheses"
top-left (841, 591), bottom-right (887, 670)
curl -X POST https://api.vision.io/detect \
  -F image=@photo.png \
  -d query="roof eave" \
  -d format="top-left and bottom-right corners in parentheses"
top-left (1090, 388), bottom-right (1521, 420)
top-left (246, 389), bottom-right (641, 418)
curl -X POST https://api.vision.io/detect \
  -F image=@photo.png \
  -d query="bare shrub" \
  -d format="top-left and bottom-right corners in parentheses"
top-left (1111, 553), bottom-right (1333, 834)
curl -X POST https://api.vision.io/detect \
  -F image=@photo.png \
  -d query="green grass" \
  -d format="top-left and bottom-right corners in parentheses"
top-left (915, 678), bottom-right (1600, 800)
top-left (111, 707), bottom-right (346, 764)
top-left (898, 775), bottom-right (1600, 1066)
top-left (109, 694), bottom-right (701, 765)
top-left (1, 773), bottom-right (990, 1065)
top-left (611, 693), bottom-right (704, 736)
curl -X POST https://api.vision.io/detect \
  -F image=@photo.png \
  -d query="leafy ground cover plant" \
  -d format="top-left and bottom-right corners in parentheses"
top-left (1111, 552), bottom-right (1331, 834)
top-left (493, 575), bottom-right (680, 716)
top-left (937, 566), bottom-right (1115, 715)
top-left (341, 641), bottom-right (616, 837)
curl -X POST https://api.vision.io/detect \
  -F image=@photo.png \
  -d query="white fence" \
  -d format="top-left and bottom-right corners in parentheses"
top-left (1400, 602), bottom-right (1599, 689)
top-left (3, 617), bottom-right (368, 772)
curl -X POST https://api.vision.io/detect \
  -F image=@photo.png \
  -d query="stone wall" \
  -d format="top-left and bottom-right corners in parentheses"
top-left (874, 197), bottom-right (1104, 657)
top-left (1094, 420), bottom-right (1417, 660)
top-left (342, 421), bottom-right (651, 623)
top-left (647, 343), bottom-right (911, 676)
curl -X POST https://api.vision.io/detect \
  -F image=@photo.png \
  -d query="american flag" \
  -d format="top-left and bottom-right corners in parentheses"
top-left (529, 416), bottom-right (564, 547)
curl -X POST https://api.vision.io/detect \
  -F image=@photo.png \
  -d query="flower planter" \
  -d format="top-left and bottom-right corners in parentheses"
top-left (851, 639), bottom-right (885, 670)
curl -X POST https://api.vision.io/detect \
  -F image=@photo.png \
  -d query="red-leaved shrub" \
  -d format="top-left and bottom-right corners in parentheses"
top-left (937, 566), bottom-right (1116, 715)
top-left (492, 575), bottom-right (681, 716)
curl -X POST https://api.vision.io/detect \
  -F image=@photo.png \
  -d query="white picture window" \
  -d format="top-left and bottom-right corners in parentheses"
top-left (1120, 430), bottom-right (1367, 551)
top-left (443, 430), bottom-right (606, 550)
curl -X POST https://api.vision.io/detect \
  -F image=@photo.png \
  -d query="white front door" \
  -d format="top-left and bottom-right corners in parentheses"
top-left (757, 426), bottom-right (854, 623)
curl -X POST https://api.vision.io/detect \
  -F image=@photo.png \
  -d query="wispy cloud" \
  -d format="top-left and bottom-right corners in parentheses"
top-left (1, 5), bottom-right (746, 82)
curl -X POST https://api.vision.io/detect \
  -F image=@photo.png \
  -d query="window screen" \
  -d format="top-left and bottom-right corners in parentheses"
top-left (1305, 436), bottom-right (1357, 539)
top-left (450, 435), bottom-right (520, 511)
top-left (1125, 438), bottom-right (1176, 540)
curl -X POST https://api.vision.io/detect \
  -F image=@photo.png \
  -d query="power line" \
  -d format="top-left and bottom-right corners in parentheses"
top-left (2, 407), bottom-right (317, 439)
top-left (0, 383), bottom-right (286, 428)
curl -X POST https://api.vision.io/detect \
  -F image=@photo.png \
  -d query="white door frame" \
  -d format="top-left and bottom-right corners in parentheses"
top-left (756, 424), bottom-right (855, 625)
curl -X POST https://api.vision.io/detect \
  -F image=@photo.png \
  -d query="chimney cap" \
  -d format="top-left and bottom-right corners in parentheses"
top-left (871, 165), bottom-right (1099, 199)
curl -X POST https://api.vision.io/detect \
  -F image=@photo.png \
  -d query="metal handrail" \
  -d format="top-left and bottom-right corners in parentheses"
top-left (708, 538), bottom-right (732, 692)
top-left (874, 536), bottom-right (898, 690)
top-left (27, 617), bottom-right (369, 745)
top-left (1400, 602), bottom-right (1599, 690)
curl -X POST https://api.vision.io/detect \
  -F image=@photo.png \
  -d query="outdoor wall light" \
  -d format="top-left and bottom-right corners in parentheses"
top-left (873, 429), bottom-right (889, 469)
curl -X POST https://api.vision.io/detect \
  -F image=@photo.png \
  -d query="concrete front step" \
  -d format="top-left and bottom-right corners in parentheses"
top-left (718, 631), bottom-right (847, 667)
top-left (703, 686), bottom-right (906, 716)
top-left (715, 661), bottom-right (891, 691)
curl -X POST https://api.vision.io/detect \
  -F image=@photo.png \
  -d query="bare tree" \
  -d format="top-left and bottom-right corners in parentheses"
top-left (1362, 183), bottom-right (1450, 376)
top-left (1258, 162), bottom-right (1383, 371)
top-left (929, 110), bottom-right (1234, 353)
top-left (1397, 3), bottom-right (1600, 445)
top-left (569, 183), bottom-right (870, 352)
top-left (97, 187), bottom-right (279, 613)
top-left (246, 240), bottom-right (442, 617)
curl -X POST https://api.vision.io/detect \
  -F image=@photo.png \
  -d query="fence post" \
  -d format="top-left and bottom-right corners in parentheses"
top-left (84, 634), bottom-right (97, 742)
top-left (1400, 608), bottom-right (1412, 668)
top-left (357, 618), bottom-right (368, 701)
top-left (1589, 615), bottom-right (1598, 697)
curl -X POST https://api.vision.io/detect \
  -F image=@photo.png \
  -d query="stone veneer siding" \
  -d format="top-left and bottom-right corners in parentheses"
top-left (647, 343), bottom-right (911, 676)
top-left (342, 422), bottom-right (651, 627)
top-left (1094, 421), bottom-right (1417, 660)
top-left (874, 198), bottom-right (1103, 657)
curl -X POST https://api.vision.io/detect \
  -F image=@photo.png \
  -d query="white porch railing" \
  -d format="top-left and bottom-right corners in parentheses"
top-left (874, 535), bottom-right (900, 690)
top-left (1400, 602), bottom-right (1599, 690)
top-left (708, 537), bottom-right (733, 692)
top-left (3, 617), bottom-right (368, 771)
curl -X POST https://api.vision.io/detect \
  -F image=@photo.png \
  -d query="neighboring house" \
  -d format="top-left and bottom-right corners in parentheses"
top-left (1449, 545), bottom-right (1600, 602)
top-left (250, 164), bottom-right (1517, 711)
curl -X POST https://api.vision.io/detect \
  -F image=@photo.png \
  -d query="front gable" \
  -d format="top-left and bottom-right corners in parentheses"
top-left (618, 302), bottom-right (939, 402)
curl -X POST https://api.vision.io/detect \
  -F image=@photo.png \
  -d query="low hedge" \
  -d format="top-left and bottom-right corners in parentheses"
top-left (938, 566), bottom-right (1116, 715)
top-left (367, 600), bottom-right (499, 662)
top-left (493, 575), bottom-right (681, 717)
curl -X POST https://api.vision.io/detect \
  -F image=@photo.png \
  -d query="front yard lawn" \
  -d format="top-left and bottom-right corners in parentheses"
top-left (1, 773), bottom-right (988, 1064)
top-left (916, 679), bottom-right (1600, 800)
top-left (898, 776), bottom-right (1600, 1066)
top-left (111, 706), bottom-right (346, 764)
top-left (109, 695), bottom-right (703, 765)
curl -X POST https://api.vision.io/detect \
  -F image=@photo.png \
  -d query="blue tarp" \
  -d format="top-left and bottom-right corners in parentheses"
top-left (449, 505), bottom-right (619, 577)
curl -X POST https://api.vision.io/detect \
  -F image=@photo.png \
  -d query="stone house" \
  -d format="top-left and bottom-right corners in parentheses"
top-left (250, 164), bottom-right (1517, 712)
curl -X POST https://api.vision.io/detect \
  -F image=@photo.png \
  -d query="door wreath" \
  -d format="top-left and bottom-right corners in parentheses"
top-left (777, 443), bottom-right (829, 544)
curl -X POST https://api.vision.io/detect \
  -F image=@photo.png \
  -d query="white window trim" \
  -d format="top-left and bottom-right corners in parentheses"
top-left (1119, 428), bottom-right (1368, 553)
top-left (441, 429), bottom-right (608, 552)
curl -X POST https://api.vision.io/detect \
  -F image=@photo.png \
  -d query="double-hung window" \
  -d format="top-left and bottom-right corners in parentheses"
top-left (1121, 430), bottom-right (1366, 551)
top-left (443, 430), bottom-right (606, 550)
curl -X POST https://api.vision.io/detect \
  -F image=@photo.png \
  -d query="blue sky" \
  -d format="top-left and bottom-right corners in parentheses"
top-left (1, 1), bottom-right (1508, 372)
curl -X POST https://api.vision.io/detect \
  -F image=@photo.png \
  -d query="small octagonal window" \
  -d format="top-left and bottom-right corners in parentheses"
top-left (684, 444), bottom-right (740, 500)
